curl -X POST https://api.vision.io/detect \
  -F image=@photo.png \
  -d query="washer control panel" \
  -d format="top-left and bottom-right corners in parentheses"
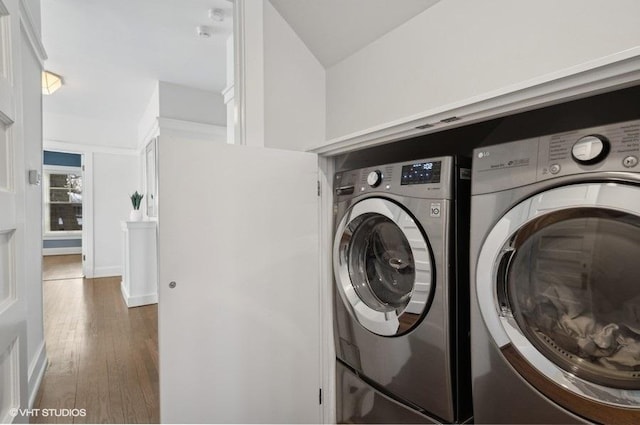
top-left (539, 120), bottom-right (640, 180)
top-left (335, 156), bottom-right (455, 200)
top-left (400, 161), bottom-right (442, 185)
top-left (472, 119), bottom-right (640, 195)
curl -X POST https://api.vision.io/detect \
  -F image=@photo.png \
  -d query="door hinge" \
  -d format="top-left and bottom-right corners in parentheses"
top-left (317, 181), bottom-right (321, 196)
top-left (82, 165), bottom-right (85, 172)
top-left (83, 255), bottom-right (86, 261)
top-left (319, 388), bottom-right (322, 405)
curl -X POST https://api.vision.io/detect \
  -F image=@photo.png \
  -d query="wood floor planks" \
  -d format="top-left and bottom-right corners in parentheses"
top-left (43, 254), bottom-right (84, 281)
top-left (33, 265), bottom-right (159, 424)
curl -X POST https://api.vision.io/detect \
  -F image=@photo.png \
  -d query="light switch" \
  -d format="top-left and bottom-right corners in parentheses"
top-left (28, 170), bottom-right (41, 185)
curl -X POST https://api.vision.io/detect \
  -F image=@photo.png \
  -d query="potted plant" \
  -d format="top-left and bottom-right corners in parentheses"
top-left (129, 191), bottom-right (144, 221)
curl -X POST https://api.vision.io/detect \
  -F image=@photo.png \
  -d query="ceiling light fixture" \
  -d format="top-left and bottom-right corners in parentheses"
top-left (42, 70), bottom-right (63, 95)
top-left (209, 8), bottom-right (225, 22)
top-left (196, 25), bottom-right (213, 38)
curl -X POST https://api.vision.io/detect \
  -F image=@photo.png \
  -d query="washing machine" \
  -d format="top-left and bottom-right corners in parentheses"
top-left (470, 119), bottom-right (640, 424)
top-left (333, 156), bottom-right (473, 423)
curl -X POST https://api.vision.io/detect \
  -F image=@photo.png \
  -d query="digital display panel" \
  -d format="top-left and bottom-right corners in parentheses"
top-left (400, 161), bottom-right (442, 185)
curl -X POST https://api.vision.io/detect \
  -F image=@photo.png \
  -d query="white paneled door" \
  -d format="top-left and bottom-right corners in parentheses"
top-left (0, 1), bottom-right (28, 423)
top-left (158, 138), bottom-right (321, 423)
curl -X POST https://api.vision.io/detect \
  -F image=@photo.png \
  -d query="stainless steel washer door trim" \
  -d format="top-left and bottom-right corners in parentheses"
top-left (333, 197), bottom-right (433, 336)
top-left (476, 182), bottom-right (640, 407)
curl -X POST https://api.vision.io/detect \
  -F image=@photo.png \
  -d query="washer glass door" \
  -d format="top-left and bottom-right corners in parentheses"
top-left (334, 198), bottom-right (434, 336)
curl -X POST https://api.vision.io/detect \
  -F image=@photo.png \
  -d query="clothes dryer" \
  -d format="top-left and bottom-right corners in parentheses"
top-left (470, 120), bottom-right (640, 423)
top-left (333, 156), bottom-right (472, 423)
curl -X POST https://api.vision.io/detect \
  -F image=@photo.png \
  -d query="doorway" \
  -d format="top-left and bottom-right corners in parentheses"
top-left (42, 150), bottom-right (85, 277)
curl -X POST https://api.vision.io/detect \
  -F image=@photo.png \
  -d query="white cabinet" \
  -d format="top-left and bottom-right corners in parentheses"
top-left (121, 221), bottom-right (158, 307)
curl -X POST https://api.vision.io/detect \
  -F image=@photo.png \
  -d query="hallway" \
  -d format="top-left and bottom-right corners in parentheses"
top-left (33, 256), bottom-right (159, 423)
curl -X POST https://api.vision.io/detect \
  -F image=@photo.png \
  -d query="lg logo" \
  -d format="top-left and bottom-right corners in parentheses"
top-left (477, 151), bottom-right (491, 159)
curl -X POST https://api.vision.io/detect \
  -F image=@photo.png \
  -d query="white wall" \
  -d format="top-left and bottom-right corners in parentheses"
top-left (92, 152), bottom-right (138, 278)
top-left (326, 0), bottom-right (640, 140)
top-left (44, 112), bottom-right (139, 149)
top-left (137, 81), bottom-right (227, 149)
top-left (137, 82), bottom-right (160, 147)
top-left (239, 0), bottom-right (326, 150)
top-left (263, 1), bottom-right (325, 151)
top-left (158, 81), bottom-right (226, 127)
top-left (136, 81), bottom-right (228, 228)
top-left (44, 84), bottom-right (225, 152)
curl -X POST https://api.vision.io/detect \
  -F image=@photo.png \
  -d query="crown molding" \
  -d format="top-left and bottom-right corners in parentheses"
top-left (158, 117), bottom-right (226, 140)
top-left (44, 139), bottom-right (138, 156)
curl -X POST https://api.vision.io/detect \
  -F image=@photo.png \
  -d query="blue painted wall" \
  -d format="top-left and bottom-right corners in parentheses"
top-left (43, 239), bottom-right (82, 249)
top-left (44, 150), bottom-right (82, 167)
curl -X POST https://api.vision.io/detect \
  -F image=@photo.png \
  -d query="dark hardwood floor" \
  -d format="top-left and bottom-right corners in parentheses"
top-left (33, 258), bottom-right (159, 424)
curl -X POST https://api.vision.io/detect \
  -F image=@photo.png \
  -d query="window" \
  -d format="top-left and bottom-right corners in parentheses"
top-left (43, 166), bottom-right (82, 235)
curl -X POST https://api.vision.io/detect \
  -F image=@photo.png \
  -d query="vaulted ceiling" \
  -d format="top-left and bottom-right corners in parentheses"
top-left (269, 0), bottom-right (441, 67)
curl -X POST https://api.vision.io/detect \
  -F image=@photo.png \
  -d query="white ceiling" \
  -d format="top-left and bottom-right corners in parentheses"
top-left (41, 0), bottom-right (440, 144)
top-left (41, 0), bottom-right (232, 127)
top-left (269, 0), bottom-right (441, 68)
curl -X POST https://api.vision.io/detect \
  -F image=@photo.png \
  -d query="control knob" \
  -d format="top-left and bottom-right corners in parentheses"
top-left (367, 170), bottom-right (383, 187)
top-left (571, 135), bottom-right (610, 165)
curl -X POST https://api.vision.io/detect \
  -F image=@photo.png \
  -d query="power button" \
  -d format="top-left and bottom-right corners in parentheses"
top-left (549, 164), bottom-right (561, 174)
top-left (623, 156), bottom-right (638, 168)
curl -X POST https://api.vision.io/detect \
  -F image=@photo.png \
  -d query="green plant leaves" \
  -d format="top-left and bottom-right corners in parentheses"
top-left (130, 191), bottom-right (144, 210)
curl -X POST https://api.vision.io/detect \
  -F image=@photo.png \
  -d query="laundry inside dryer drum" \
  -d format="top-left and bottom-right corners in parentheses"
top-left (347, 213), bottom-right (415, 313)
top-left (505, 210), bottom-right (640, 389)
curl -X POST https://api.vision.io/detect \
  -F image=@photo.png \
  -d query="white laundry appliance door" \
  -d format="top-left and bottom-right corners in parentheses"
top-left (158, 139), bottom-right (320, 424)
top-left (476, 182), bottom-right (640, 424)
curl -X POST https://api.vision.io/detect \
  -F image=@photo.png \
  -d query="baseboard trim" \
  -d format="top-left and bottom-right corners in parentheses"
top-left (28, 341), bottom-right (48, 409)
top-left (93, 266), bottom-right (121, 278)
top-left (43, 247), bottom-right (82, 256)
top-left (120, 280), bottom-right (158, 308)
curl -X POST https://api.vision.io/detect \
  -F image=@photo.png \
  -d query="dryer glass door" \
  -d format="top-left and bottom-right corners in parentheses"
top-left (505, 208), bottom-right (640, 390)
top-left (477, 182), bottom-right (640, 412)
top-left (334, 198), bottom-right (434, 337)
